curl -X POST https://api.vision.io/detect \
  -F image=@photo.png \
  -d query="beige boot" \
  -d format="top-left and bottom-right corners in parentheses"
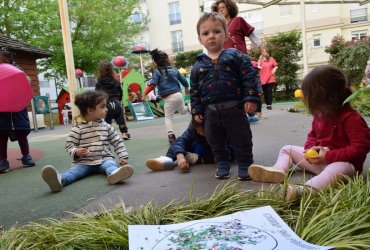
top-left (256, 112), bottom-right (267, 120)
top-left (248, 165), bottom-right (285, 183)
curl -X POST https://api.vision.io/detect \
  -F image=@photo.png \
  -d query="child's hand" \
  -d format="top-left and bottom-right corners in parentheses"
top-left (75, 148), bottom-right (90, 157)
top-left (194, 114), bottom-right (204, 123)
top-left (119, 158), bottom-right (128, 166)
top-left (244, 102), bottom-right (257, 113)
top-left (304, 146), bottom-right (328, 164)
top-left (184, 87), bottom-right (190, 95)
top-left (176, 153), bottom-right (189, 171)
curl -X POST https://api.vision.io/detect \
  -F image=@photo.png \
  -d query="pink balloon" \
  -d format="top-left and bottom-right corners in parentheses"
top-left (75, 68), bottom-right (84, 77)
top-left (113, 56), bottom-right (127, 68)
top-left (0, 64), bottom-right (33, 112)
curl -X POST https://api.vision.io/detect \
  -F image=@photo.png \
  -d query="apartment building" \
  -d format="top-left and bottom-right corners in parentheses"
top-left (134, 0), bottom-right (369, 74)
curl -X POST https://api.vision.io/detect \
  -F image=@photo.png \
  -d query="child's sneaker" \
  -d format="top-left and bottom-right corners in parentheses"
top-left (22, 154), bottom-right (35, 167)
top-left (107, 165), bottom-right (134, 184)
top-left (256, 112), bottom-right (267, 120)
top-left (286, 185), bottom-right (303, 202)
top-left (168, 134), bottom-right (176, 144)
top-left (238, 165), bottom-right (251, 181)
top-left (122, 133), bottom-right (130, 140)
top-left (215, 162), bottom-right (230, 179)
top-left (146, 156), bottom-right (175, 171)
top-left (41, 165), bottom-right (63, 192)
top-left (248, 115), bottom-right (260, 125)
top-left (248, 165), bottom-right (285, 183)
top-left (185, 152), bottom-right (199, 165)
top-left (0, 160), bottom-right (9, 173)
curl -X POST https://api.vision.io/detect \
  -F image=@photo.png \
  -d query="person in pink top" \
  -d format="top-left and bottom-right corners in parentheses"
top-left (248, 65), bottom-right (370, 202)
top-left (258, 52), bottom-right (278, 110)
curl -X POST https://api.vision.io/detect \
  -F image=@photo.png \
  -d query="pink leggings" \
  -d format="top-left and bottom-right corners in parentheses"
top-left (275, 145), bottom-right (356, 191)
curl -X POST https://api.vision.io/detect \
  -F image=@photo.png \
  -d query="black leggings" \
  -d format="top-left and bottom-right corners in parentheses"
top-left (105, 101), bottom-right (128, 133)
top-left (262, 83), bottom-right (275, 106)
top-left (0, 131), bottom-right (30, 160)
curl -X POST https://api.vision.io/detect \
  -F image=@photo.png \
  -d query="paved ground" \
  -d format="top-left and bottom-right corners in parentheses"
top-left (1, 102), bottom-right (369, 229)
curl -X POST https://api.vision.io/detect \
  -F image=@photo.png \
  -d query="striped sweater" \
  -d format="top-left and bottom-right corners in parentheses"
top-left (65, 117), bottom-right (128, 165)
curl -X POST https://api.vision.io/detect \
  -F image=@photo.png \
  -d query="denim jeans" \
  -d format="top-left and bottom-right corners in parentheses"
top-left (61, 159), bottom-right (118, 186)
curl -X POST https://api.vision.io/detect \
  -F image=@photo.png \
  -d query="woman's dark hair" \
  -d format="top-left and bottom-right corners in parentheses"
top-left (0, 49), bottom-right (16, 65)
top-left (301, 65), bottom-right (352, 118)
top-left (74, 90), bottom-right (108, 116)
top-left (212, 0), bottom-right (239, 18)
top-left (150, 49), bottom-right (170, 68)
top-left (98, 60), bottom-right (115, 79)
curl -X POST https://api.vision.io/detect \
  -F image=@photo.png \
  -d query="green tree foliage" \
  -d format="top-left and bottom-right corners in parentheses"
top-left (325, 35), bottom-right (370, 86)
top-left (174, 49), bottom-right (203, 71)
top-left (265, 30), bottom-right (302, 99)
top-left (0, 0), bottom-right (145, 85)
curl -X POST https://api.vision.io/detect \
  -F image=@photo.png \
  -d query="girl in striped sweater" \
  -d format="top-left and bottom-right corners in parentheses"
top-left (41, 91), bottom-right (133, 192)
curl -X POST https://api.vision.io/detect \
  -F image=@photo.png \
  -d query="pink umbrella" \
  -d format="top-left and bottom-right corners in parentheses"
top-left (0, 64), bottom-right (33, 112)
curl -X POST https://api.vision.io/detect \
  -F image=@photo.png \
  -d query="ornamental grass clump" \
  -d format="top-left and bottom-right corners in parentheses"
top-left (0, 175), bottom-right (369, 249)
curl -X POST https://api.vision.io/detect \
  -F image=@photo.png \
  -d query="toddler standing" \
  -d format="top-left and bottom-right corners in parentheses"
top-left (61, 104), bottom-right (70, 125)
top-left (190, 12), bottom-right (259, 180)
top-left (41, 91), bottom-right (133, 192)
top-left (248, 65), bottom-right (370, 201)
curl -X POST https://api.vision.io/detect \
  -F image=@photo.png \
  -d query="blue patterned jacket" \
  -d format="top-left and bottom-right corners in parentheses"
top-left (190, 48), bottom-right (259, 115)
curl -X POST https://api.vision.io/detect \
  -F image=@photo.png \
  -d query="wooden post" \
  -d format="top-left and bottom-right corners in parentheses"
top-left (58, 0), bottom-right (79, 118)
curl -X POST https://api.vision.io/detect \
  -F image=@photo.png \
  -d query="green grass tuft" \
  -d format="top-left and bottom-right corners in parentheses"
top-left (1, 176), bottom-right (369, 249)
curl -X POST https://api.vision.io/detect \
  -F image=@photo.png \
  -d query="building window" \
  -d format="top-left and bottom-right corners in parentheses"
top-left (131, 12), bottom-right (142, 24)
top-left (39, 80), bottom-right (50, 88)
top-left (171, 30), bottom-right (184, 53)
top-left (203, 0), bottom-right (213, 12)
top-left (350, 5), bottom-right (367, 23)
top-left (311, 4), bottom-right (320, 13)
top-left (280, 5), bottom-right (292, 17)
top-left (351, 30), bottom-right (368, 41)
top-left (313, 34), bottom-right (321, 48)
top-left (168, 2), bottom-right (181, 25)
top-left (243, 10), bottom-right (263, 36)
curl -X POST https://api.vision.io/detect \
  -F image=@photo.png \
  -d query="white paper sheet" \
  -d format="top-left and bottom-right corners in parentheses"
top-left (128, 206), bottom-right (332, 250)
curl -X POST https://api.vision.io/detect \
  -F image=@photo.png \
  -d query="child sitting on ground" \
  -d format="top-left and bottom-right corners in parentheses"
top-left (248, 65), bottom-right (370, 202)
top-left (41, 90), bottom-right (134, 192)
top-left (146, 115), bottom-right (234, 172)
top-left (143, 49), bottom-right (190, 144)
top-left (190, 12), bottom-right (259, 180)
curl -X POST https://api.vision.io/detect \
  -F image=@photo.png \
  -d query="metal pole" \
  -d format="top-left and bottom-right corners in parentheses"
top-left (46, 94), bottom-right (54, 130)
top-left (30, 98), bottom-right (38, 133)
top-left (58, 0), bottom-right (80, 118)
top-left (300, 0), bottom-right (308, 76)
top-left (139, 53), bottom-right (144, 76)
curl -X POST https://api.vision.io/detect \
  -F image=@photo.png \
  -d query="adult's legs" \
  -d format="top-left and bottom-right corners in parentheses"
top-left (262, 84), bottom-right (273, 107)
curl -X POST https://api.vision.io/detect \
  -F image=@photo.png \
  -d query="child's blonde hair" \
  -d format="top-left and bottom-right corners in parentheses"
top-left (196, 12), bottom-right (227, 36)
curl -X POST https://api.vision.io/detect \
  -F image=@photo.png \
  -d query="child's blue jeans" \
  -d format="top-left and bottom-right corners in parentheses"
top-left (61, 159), bottom-right (118, 186)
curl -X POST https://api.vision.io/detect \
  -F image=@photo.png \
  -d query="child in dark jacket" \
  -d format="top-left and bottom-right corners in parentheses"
top-left (190, 12), bottom-right (259, 180)
top-left (146, 115), bottom-right (234, 172)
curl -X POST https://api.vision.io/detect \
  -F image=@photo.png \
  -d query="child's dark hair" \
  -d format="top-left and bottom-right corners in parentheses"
top-left (196, 12), bottom-right (227, 36)
top-left (150, 49), bottom-right (170, 68)
top-left (0, 49), bottom-right (16, 65)
top-left (98, 60), bottom-right (115, 79)
top-left (301, 65), bottom-right (352, 118)
top-left (211, 0), bottom-right (239, 18)
top-left (74, 90), bottom-right (107, 116)
top-left (191, 114), bottom-right (204, 129)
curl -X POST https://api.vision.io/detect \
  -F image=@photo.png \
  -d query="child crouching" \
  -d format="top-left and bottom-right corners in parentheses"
top-left (41, 90), bottom-right (133, 192)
